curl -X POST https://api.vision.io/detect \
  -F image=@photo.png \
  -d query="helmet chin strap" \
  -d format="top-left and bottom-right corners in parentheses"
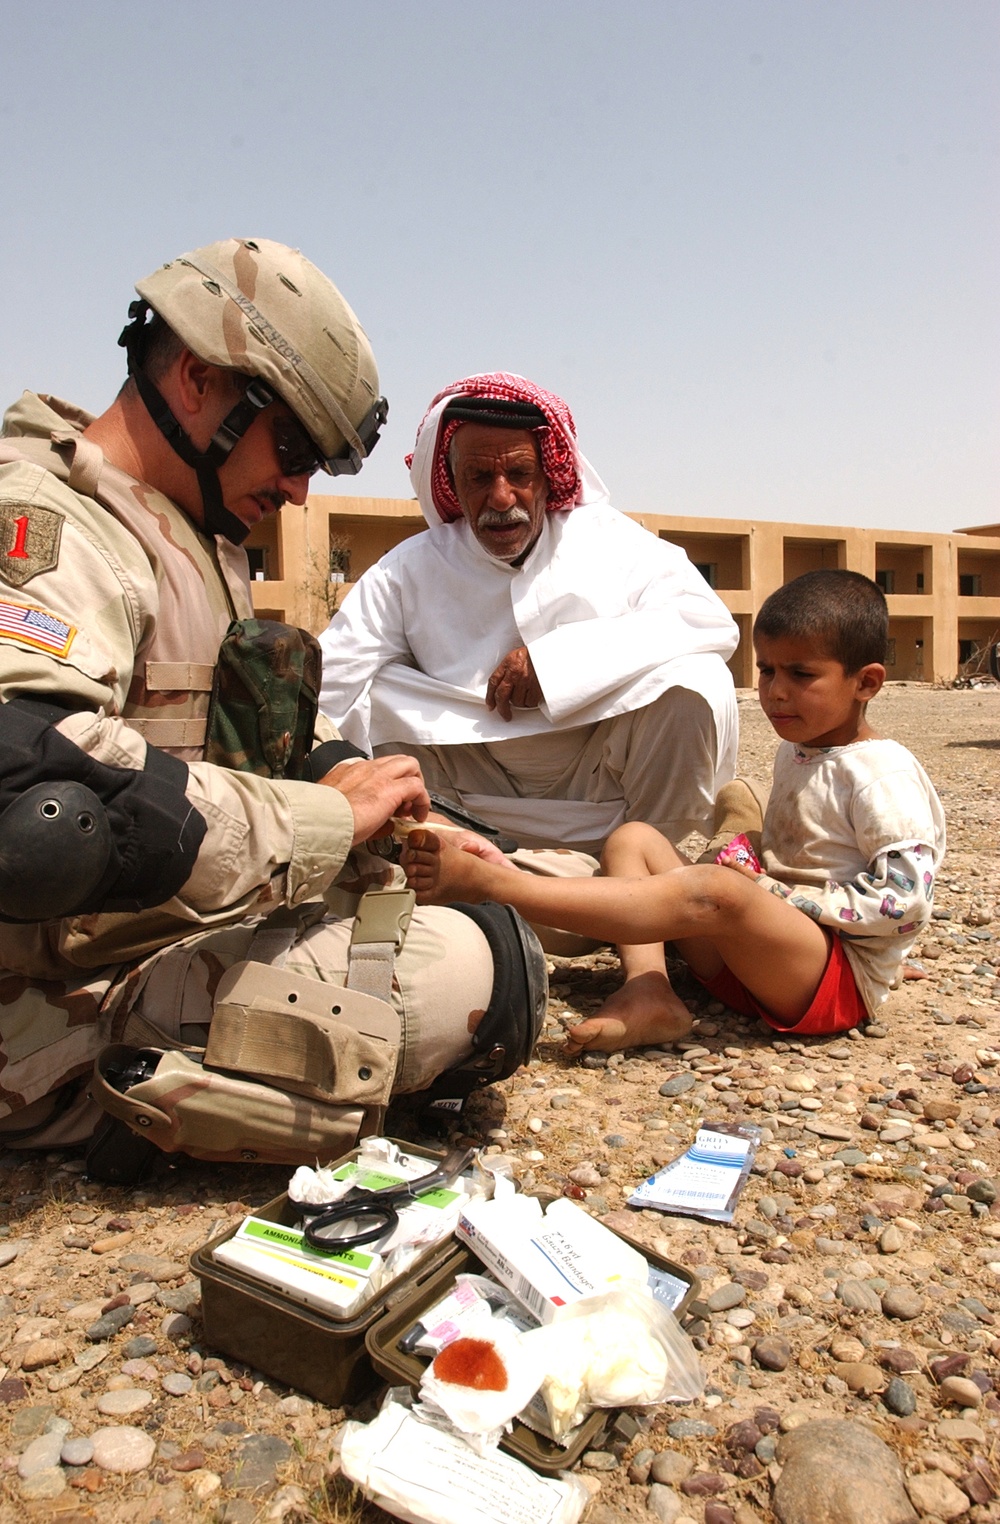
top-left (118, 301), bottom-right (274, 545)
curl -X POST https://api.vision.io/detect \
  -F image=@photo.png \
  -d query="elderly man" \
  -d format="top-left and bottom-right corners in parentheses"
top-left (320, 373), bottom-right (740, 861)
top-left (0, 248), bottom-right (539, 1171)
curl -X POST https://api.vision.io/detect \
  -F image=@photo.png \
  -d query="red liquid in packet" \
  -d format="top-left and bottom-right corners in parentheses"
top-left (715, 833), bottom-right (762, 873)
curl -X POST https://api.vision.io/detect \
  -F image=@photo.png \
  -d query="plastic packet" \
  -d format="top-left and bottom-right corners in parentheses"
top-left (522, 1286), bottom-right (704, 1441)
top-left (340, 1392), bottom-right (591, 1524)
top-left (715, 832), bottom-right (762, 872)
top-left (418, 1318), bottom-right (549, 1442)
top-left (629, 1120), bottom-right (761, 1223)
top-left (405, 1273), bottom-right (531, 1356)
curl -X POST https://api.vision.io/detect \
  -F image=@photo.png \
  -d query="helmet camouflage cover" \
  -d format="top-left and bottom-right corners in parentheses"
top-left (135, 237), bottom-right (384, 473)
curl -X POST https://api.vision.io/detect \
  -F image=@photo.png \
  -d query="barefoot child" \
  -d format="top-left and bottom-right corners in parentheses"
top-left (403, 571), bottom-right (945, 1051)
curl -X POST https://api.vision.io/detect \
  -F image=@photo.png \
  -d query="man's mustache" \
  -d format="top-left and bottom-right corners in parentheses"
top-left (477, 506), bottom-right (532, 529)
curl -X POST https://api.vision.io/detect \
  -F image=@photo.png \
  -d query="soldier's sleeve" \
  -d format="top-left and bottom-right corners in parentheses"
top-left (0, 461), bottom-right (354, 921)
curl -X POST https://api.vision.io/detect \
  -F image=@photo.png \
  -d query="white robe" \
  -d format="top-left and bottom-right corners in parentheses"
top-left (319, 500), bottom-right (739, 756)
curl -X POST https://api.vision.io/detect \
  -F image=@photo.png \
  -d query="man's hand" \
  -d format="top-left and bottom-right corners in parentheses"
top-left (402, 829), bottom-right (496, 906)
top-left (319, 756), bottom-right (430, 847)
top-left (486, 645), bottom-right (542, 721)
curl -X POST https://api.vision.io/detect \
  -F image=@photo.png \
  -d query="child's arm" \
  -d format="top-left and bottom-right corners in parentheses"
top-left (754, 840), bottom-right (938, 936)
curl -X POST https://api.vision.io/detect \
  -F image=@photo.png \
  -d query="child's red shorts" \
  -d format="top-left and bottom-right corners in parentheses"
top-left (696, 933), bottom-right (868, 1036)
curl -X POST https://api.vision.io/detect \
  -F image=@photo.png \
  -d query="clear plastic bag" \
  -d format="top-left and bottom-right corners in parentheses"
top-left (523, 1285), bottom-right (704, 1440)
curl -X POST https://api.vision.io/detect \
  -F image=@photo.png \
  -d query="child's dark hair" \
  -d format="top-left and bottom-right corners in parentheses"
top-left (753, 570), bottom-right (888, 672)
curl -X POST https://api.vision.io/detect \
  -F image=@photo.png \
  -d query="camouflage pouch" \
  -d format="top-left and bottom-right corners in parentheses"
top-left (90, 961), bottom-right (401, 1166)
top-left (203, 618), bottom-right (321, 778)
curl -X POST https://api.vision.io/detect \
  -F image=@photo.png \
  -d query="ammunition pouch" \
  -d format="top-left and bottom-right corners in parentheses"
top-left (91, 960), bottom-right (400, 1166)
top-left (86, 890), bottom-right (546, 1180)
top-left (203, 617), bottom-right (321, 779)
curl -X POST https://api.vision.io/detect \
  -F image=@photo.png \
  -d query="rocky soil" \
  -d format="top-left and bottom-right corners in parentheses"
top-left (1, 684), bottom-right (999, 1524)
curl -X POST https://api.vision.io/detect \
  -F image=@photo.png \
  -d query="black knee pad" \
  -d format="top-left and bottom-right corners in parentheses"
top-left (420, 901), bottom-right (548, 1115)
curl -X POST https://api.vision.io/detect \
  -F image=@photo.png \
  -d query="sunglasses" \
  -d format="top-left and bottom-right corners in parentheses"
top-left (271, 412), bottom-right (326, 478)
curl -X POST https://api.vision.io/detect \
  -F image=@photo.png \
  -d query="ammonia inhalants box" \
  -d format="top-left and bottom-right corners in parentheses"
top-left (455, 1194), bottom-right (648, 1325)
top-left (212, 1216), bottom-right (383, 1317)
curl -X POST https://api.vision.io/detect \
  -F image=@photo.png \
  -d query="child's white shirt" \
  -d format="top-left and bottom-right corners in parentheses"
top-left (759, 737), bottom-right (946, 1017)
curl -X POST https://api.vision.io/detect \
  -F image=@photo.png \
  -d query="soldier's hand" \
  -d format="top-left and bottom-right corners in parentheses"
top-left (486, 645), bottom-right (543, 721)
top-left (319, 756), bottom-right (430, 847)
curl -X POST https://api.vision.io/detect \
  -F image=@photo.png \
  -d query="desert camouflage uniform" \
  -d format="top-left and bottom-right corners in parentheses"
top-left (0, 392), bottom-right (492, 1142)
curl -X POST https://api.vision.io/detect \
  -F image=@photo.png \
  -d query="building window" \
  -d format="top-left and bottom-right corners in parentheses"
top-left (959, 574), bottom-right (982, 597)
top-left (959, 640), bottom-right (979, 664)
top-left (330, 545), bottom-right (351, 584)
top-left (885, 638), bottom-right (896, 666)
top-left (875, 569), bottom-right (895, 594)
top-left (916, 573), bottom-right (924, 591)
top-left (694, 563), bottom-right (718, 588)
top-left (247, 547), bottom-right (269, 582)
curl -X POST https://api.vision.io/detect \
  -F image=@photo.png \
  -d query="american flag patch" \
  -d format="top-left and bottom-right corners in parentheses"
top-left (0, 600), bottom-right (76, 658)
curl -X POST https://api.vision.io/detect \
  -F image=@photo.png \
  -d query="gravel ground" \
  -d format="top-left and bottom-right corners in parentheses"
top-left (1, 684), bottom-right (999, 1524)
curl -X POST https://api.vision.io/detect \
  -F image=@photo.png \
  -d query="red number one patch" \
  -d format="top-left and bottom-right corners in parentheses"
top-left (7, 515), bottom-right (29, 560)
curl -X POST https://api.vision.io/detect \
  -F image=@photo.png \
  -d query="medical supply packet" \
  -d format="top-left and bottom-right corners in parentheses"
top-left (456, 1191), bottom-right (648, 1324)
top-left (628, 1121), bottom-right (761, 1223)
top-left (340, 1395), bottom-right (590, 1524)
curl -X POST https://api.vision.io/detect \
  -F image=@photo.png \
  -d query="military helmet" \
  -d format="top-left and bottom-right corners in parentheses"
top-left (134, 237), bottom-right (386, 475)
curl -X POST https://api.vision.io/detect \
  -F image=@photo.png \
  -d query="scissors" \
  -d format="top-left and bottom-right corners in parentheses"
top-left (300, 1146), bottom-right (477, 1251)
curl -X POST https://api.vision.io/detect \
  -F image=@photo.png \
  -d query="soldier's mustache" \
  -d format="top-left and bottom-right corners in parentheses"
top-left (478, 507), bottom-right (532, 529)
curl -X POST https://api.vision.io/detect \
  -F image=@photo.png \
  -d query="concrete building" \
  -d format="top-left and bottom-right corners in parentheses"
top-left (245, 497), bottom-right (1000, 687)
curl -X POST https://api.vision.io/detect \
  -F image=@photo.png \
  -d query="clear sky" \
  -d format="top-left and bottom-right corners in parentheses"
top-left (2, 0), bottom-right (996, 533)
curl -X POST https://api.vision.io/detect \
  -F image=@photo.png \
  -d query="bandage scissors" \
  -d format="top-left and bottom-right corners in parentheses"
top-left (299, 1146), bottom-right (477, 1251)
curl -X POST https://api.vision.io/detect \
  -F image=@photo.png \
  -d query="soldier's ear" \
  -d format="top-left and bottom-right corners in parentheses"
top-left (173, 350), bottom-right (231, 419)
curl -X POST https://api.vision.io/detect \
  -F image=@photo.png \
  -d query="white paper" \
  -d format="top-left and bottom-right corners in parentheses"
top-left (340, 1401), bottom-right (588, 1524)
top-left (630, 1127), bottom-right (751, 1215)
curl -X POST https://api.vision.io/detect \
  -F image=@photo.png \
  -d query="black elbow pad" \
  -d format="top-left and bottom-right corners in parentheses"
top-left (0, 702), bottom-right (207, 921)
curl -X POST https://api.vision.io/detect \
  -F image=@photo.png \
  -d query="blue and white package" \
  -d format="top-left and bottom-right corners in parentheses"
top-left (629, 1121), bottom-right (760, 1223)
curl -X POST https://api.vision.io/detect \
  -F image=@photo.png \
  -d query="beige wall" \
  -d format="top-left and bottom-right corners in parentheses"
top-left (246, 497), bottom-right (1000, 686)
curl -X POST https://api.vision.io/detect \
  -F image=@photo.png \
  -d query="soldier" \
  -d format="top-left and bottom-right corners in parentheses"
top-left (0, 239), bottom-right (543, 1174)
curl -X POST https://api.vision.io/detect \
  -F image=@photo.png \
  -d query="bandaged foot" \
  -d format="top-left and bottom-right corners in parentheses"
top-left (563, 971), bottom-right (693, 1055)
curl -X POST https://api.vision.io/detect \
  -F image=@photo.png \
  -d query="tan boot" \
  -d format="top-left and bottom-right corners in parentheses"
top-left (696, 777), bottom-right (768, 863)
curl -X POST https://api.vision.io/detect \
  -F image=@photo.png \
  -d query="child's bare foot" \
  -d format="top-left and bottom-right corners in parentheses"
top-left (563, 971), bottom-right (693, 1055)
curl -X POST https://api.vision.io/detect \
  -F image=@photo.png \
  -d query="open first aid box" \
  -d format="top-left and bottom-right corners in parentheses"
top-left (191, 1141), bottom-right (462, 1407)
top-left (365, 1221), bottom-right (700, 1476)
top-left (191, 1155), bottom-right (702, 1442)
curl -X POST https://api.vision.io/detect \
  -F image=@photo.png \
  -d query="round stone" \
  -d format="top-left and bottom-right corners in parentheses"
top-left (647, 1484), bottom-right (684, 1524)
top-left (97, 1388), bottom-right (153, 1416)
top-left (61, 1435), bottom-right (95, 1467)
top-left (162, 1371), bottom-right (193, 1396)
top-left (660, 1072), bottom-right (697, 1097)
top-left (939, 1375), bottom-right (983, 1407)
top-left (707, 1283), bottom-right (746, 1313)
top-left (18, 1432), bottom-right (64, 1478)
top-left (650, 1449), bottom-right (694, 1486)
top-left (837, 1278), bottom-right (883, 1313)
top-left (881, 1286), bottom-right (925, 1320)
top-left (883, 1377), bottom-right (916, 1417)
top-left (752, 1337), bottom-right (791, 1372)
top-left (19, 1469), bottom-right (66, 1500)
top-left (122, 1335), bottom-right (158, 1360)
top-left (833, 1361), bottom-right (885, 1394)
top-left (829, 1336), bottom-right (866, 1363)
top-left (90, 1425), bottom-right (156, 1473)
top-left (906, 1468), bottom-right (974, 1520)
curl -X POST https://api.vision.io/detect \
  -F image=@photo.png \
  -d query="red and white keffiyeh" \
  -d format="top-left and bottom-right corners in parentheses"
top-left (406, 372), bottom-right (609, 527)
